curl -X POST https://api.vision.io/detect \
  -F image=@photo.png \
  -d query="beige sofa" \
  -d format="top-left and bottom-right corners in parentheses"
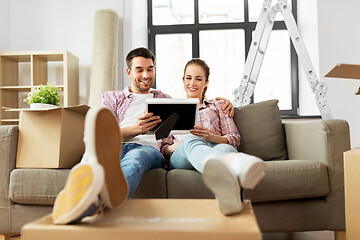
top-left (0, 100), bottom-right (351, 235)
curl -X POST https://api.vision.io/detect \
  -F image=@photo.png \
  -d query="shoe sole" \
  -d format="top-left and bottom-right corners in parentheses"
top-left (87, 107), bottom-right (129, 209)
top-left (240, 160), bottom-right (265, 189)
top-left (52, 163), bottom-right (104, 224)
top-left (203, 159), bottom-right (242, 216)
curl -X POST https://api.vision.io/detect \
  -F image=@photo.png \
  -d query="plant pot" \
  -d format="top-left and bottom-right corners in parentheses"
top-left (30, 103), bottom-right (59, 109)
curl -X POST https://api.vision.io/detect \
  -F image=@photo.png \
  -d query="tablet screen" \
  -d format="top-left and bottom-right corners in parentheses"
top-left (145, 98), bottom-right (199, 135)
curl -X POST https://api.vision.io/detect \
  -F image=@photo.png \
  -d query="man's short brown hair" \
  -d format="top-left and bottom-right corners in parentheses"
top-left (126, 47), bottom-right (155, 68)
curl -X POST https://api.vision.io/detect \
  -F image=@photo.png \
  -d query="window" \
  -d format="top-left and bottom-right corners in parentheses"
top-left (148, 0), bottom-right (298, 116)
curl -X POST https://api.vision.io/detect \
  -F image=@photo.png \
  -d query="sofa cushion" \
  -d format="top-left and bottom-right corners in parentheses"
top-left (244, 160), bottom-right (330, 202)
top-left (9, 168), bottom-right (168, 205)
top-left (167, 169), bottom-right (214, 199)
top-left (131, 168), bottom-right (168, 199)
top-left (166, 160), bottom-right (329, 202)
top-left (233, 99), bottom-right (288, 160)
top-left (9, 169), bottom-right (70, 205)
top-left (9, 161), bottom-right (329, 205)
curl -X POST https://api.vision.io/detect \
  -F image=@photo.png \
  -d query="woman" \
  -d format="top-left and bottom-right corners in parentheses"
top-left (163, 59), bottom-right (265, 215)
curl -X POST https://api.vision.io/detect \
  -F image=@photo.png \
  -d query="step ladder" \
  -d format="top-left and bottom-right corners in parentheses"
top-left (232, 0), bottom-right (332, 119)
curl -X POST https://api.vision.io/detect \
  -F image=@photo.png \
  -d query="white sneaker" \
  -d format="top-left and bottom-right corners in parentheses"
top-left (84, 106), bottom-right (129, 209)
top-left (227, 152), bottom-right (265, 190)
top-left (203, 157), bottom-right (243, 216)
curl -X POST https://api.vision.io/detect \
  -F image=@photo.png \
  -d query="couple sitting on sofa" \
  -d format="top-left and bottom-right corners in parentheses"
top-left (52, 47), bottom-right (266, 224)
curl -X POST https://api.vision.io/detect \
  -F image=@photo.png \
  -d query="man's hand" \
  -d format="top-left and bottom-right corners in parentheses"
top-left (136, 112), bottom-right (161, 135)
top-left (215, 97), bottom-right (234, 117)
top-left (121, 112), bottom-right (161, 141)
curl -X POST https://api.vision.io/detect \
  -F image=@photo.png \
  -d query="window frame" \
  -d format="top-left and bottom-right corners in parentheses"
top-left (148, 0), bottom-right (299, 117)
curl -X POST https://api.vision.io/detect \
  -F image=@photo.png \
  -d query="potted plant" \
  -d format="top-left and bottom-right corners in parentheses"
top-left (24, 83), bottom-right (62, 109)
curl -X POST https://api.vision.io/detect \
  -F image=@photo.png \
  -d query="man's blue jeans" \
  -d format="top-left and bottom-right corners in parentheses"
top-left (170, 134), bottom-right (238, 173)
top-left (121, 143), bottom-right (163, 196)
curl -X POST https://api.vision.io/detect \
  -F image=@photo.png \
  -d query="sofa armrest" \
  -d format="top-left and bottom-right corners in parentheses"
top-left (284, 119), bottom-right (350, 229)
top-left (0, 125), bottom-right (18, 233)
top-left (0, 126), bottom-right (18, 205)
top-left (284, 119), bottom-right (350, 163)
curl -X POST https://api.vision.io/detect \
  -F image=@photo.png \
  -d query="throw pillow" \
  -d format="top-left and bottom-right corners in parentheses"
top-left (233, 99), bottom-right (288, 160)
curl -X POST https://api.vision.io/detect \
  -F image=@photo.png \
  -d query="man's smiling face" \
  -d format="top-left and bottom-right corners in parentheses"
top-left (127, 57), bottom-right (155, 94)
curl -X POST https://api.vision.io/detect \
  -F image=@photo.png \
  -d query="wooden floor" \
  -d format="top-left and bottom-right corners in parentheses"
top-left (4, 231), bottom-right (335, 240)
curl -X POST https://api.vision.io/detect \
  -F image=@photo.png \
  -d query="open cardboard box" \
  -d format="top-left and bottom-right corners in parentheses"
top-left (344, 149), bottom-right (360, 240)
top-left (325, 64), bottom-right (360, 95)
top-left (10, 105), bottom-right (90, 168)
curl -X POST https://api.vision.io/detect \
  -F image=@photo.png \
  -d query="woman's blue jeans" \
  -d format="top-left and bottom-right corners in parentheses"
top-left (170, 134), bottom-right (238, 173)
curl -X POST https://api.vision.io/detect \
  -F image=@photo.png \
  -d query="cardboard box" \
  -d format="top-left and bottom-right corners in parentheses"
top-left (15, 105), bottom-right (90, 168)
top-left (344, 149), bottom-right (360, 240)
top-left (21, 199), bottom-right (261, 240)
top-left (325, 63), bottom-right (360, 95)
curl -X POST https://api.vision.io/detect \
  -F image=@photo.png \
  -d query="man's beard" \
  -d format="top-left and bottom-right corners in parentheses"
top-left (134, 81), bottom-right (152, 92)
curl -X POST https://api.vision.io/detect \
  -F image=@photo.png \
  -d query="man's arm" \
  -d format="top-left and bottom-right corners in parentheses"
top-left (121, 112), bottom-right (161, 141)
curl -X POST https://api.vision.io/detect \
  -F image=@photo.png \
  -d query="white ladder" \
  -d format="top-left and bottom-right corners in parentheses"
top-left (232, 0), bottom-right (332, 119)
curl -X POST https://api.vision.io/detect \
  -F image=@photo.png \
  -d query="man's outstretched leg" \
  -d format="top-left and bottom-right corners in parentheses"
top-left (52, 106), bottom-right (128, 224)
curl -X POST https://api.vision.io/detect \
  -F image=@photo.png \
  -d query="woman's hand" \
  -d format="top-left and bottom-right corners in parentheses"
top-left (215, 97), bottom-right (234, 117)
top-left (164, 139), bottom-right (181, 158)
top-left (190, 125), bottom-right (214, 142)
top-left (191, 125), bottom-right (229, 144)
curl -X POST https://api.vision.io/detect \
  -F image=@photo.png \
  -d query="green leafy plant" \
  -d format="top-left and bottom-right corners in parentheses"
top-left (24, 83), bottom-right (62, 107)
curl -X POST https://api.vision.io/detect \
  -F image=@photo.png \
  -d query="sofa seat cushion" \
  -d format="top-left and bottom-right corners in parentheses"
top-left (244, 160), bottom-right (330, 203)
top-left (167, 169), bottom-right (214, 199)
top-left (9, 168), bottom-right (169, 205)
top-left (130, 168), bottom-right (168, 199)
top-left (9, 169), bottom-right (70, 205)
top-left (166, 161), bottom-right (329, 202)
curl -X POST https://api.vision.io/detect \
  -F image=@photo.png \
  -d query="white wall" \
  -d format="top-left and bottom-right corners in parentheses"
top-left (122, 0), bottom-right (148, 89)
top-left (296, 0), bottom-right (360, 148)
top-left (0, 0), bottom-right (10, 50)
top-left (3, 0), bottom-right (148, 103)
top-left (6, 0), bottom-right (125, 104)
top-left (297, 0), bottom-right (320, 116)
top-left (316, 0), bottom-right (360, 148)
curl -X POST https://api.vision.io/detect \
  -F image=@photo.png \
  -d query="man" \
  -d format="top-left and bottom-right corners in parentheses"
top-left (97, 48), bottom-right (171, 198)
top-left (53, 47), bottom-right (234, 224)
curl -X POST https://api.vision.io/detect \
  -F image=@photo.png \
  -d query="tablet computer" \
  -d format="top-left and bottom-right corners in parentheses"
top-left (145, 98), bottom-right (199, 139)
